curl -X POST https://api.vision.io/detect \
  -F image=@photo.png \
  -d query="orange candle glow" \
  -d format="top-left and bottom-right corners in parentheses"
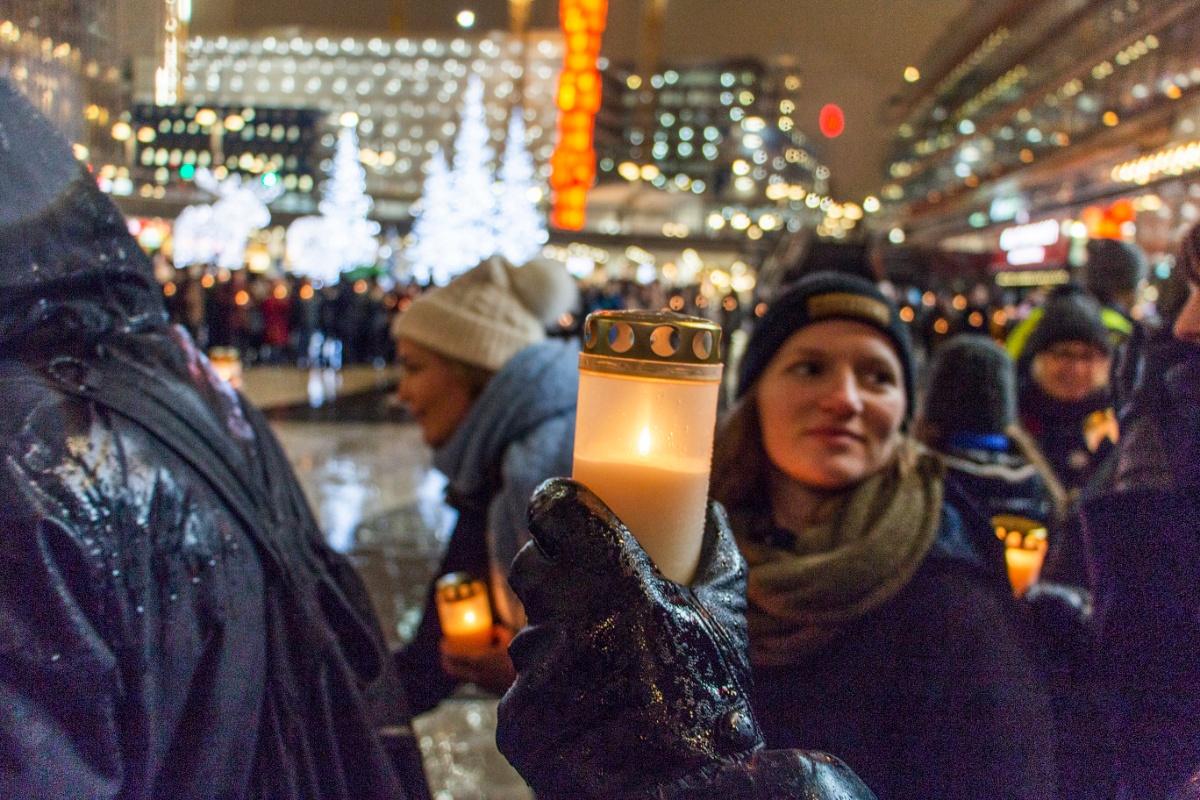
top-left (435, 573), bottom-right (494, 655)
top-left (208, 347), bottom-right (243, 389)
top-left (994, 515), bottom-right (1049, 597)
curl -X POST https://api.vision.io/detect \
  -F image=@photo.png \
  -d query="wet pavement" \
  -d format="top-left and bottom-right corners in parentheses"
top-left (246, 366), bottom-right (532, 800)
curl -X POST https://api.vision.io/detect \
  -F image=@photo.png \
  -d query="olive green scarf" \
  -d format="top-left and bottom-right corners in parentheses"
top-left (734, 449), bottom-right (944, 667)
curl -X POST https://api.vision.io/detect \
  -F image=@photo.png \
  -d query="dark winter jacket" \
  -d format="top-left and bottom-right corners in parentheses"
top-left (396, 339), bottom-right (577, 714)
top-left (746, 487), bottom-right (1058, 800)
top-left (1018, 379), bottom-right (1115, 496)
top-left (1082, 335), bottom-right (1200, 799)
top-left (0, 78), bottom-right (406, 797)
top-left (0, 323), bottom-right (407, 800)
top-left (938, 437), bottom-right (1055, 525)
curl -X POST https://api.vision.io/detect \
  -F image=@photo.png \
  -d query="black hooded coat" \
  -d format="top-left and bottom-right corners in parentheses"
top-left (0, 80), bottom-right (407, 799)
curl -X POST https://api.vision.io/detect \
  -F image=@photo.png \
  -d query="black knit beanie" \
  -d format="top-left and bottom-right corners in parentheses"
top-left (736, 271), bottom-right (915, 417)
top-left (1084, 239), bottom-right (1146, 305)
top-left (1024, 292), bottom-right (1112, 358)
top-left (922, 335), bottom-right (1015, 440)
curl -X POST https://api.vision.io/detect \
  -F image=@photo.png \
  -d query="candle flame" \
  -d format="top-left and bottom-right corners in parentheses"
top-left (637, 426), bottom-right (653, 456)
top-left (464, 610), bottom-right (477, 624)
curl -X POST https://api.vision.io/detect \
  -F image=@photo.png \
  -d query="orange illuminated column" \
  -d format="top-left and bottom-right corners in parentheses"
top-left (550, 0), bottom-right (608, 230)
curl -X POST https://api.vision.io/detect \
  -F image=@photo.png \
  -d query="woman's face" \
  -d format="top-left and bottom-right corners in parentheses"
top-left (397, 339), bottom-right (476, 447)
top-left (755, 320), bottom-right (907, 490)
top-left (1174, 280), bottom-right (1200, 345)
top-left (1030, 341), bottom-right (1111, 403)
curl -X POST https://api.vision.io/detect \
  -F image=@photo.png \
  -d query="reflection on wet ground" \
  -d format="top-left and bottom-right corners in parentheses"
top-left (247, 367), bottom-right (532, 800)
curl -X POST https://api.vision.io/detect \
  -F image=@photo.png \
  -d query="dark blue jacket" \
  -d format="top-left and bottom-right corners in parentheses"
top-left (749, 486), bottom-right (1057, 800)
top-left (1082, 336), bottom-right (1200, 799)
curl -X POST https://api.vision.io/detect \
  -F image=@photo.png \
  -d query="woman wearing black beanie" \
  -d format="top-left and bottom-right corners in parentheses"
top-left (711, 272), bottom-right (1058, 800)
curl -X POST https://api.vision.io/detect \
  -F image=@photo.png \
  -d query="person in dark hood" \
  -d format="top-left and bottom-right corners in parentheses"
top-left (0, 80), bottom-right (409, 799)
top-left (918, 335), bottom-right (1112, 799)
top-left (391, 255), bottom-right (579, 714)
top-left (1082, 223), bottom-right (1200, 799)
top-left (1083, 239), bottom-right (1149, 407)
top-left (711, 273), bottom-right (1058, 800)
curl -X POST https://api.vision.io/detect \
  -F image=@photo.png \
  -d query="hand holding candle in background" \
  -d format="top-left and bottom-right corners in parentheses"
top-left (440, 625), bottom-right (516, 694)
top-left (434, 572), bottom-right (494, 655)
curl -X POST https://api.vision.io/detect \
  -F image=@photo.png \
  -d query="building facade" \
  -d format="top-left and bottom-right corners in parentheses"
top-left (593, 57), bottom-right (840, 240)
top-left (137, 29), bottom-right (565, 220)
top-left (885, 0), bottom-right (1200, 285)
top-left (0, 0), bottom-right (126, 166)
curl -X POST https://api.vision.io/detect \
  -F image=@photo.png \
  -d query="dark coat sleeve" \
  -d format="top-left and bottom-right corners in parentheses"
top-left (393, 500), bottom-right (490, 715)
top-left (898, 565), bottom-right (1059, 800)
top-left (0, 514), bottom-right (124, 799)
top-left (0, 389), bottom-right (126, 799)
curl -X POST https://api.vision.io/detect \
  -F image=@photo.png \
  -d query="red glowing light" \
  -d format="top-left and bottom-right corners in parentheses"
top-left (819, 104), bottom-right (845, 139)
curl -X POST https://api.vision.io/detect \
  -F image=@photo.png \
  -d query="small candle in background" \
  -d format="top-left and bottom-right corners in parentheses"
top-left (435, 573), bottom-right (493, 655)
top-left (573, 311), bottom-right (723, 585)
top-left (208, 347), bottom-right (243, 389)
top-left (994, 515), bottom-right (1049, 597)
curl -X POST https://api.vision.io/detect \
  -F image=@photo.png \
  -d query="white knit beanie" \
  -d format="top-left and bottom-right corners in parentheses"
top-left (394, 256), bottom-right (575, 372)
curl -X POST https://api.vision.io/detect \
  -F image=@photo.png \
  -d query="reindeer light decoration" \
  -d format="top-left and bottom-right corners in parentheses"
top-left (172, 169), bottom-right (284, 269)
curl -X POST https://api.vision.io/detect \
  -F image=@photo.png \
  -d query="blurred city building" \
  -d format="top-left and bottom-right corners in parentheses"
top-left (128, 29), bottom-right (565, 220)
top-left (115, 103), bottom-right (325, 216)
top-left (586, 56), bottom-right (837, 243)
top-left (0, 0), bottom-right (126, 167)
top-left (882, 0), bottom-right (1200, 288)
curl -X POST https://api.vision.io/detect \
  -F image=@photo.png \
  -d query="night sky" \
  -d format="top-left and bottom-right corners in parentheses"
top-left (188, 0), bottom-right (972, 199)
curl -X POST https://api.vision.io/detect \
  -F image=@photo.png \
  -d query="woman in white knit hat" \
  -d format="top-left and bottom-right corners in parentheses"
top-left (392, 255), bottom-right (580, 713)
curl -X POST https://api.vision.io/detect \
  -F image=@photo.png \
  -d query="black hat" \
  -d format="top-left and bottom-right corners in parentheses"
top-left (1025, 292), bottom-right (1112, 357)
top-left (0, 79), bottom-right (154, 291)
top-left (1084, 239), bottom-right (1145, 305)
top-left (737, 271), bottom-right (915, 417)
top-left (922, 335), bottom-right (1015, 440)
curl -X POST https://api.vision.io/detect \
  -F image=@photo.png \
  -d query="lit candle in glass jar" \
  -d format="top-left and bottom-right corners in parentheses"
top-left (994, 515), bottom-right (1049, 597)
top-left (573, 311), bottom-right (723, 585)
top-left (435, 573), bottom-right (494, 655)
top-left (208, 347), bottom-right (243, 389)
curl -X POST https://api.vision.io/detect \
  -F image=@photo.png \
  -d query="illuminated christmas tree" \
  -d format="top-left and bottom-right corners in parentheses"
top-left (406, 147), bottom-right (461, 285)
top-left (494, 109), bottom-right (548, 265)
top-left (287, 121), bottom-right (380, 283)
top-left (446, 74), bottom-right (499, 270)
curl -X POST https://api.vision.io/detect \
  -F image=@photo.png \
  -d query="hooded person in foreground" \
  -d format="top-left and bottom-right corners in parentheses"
top-left (0, 80), bottom-right (409, 799)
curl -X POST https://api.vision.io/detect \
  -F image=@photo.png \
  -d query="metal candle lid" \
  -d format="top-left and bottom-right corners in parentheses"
top-left (582, 310), bottom-right (723, 368)
top-left (436, 572), bottom-right (486, 602)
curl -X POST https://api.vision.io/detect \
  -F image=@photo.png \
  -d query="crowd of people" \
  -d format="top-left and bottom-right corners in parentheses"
top-left (4, 76), bottom-right (1200, 800)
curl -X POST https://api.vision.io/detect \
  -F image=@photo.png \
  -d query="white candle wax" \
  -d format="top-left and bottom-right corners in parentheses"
top-left (574, 453), bottom-right (710, 584)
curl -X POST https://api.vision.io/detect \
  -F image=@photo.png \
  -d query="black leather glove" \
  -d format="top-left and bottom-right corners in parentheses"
top-left (496, 478), bottom-right (876, 800)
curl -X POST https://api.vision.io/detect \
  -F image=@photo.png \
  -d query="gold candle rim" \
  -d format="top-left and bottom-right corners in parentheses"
top-left (435, 572), bottom-right (487, 603)
top-left (582, 310), bottom-right (723, 367)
